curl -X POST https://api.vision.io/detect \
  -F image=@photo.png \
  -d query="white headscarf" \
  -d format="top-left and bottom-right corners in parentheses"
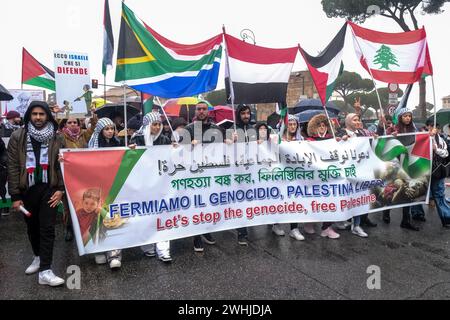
top-left (132, 112), bottom-right (163, 146)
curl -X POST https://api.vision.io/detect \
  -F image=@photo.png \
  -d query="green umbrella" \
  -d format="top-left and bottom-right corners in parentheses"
top-left (428, 109), bottom-right (450, 126)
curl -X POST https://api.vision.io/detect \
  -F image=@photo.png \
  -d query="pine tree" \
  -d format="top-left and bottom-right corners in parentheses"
top-left (373, 45), bottom-right (400, 71)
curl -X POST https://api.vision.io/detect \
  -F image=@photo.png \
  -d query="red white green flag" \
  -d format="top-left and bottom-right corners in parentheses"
top-left (349, 22), bottom-right (433, 84)
top-left (374, 133), bottom-right (431, 179)
top-left (22, 48), bottom-right (55, 91)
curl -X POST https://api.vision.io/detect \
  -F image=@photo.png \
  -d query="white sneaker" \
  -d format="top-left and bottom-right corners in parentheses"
top-left (272, 224), bottom-right (285, 236)
top-left (289, 228), bottom-right (305, 241)
top-left (38, 270), bottom-right (65, 287)
top-left (109, 258), bottom-right (121, 269)
top-left (158, 252), bottom-right (173, 263)
top-left (95, 254), bottom-right (107, 265)
top-left (352, 226), bottom-right (368, 238)
top-left (25, 256), bottom-right (40, 275)
top-left (335, 221), bottom-right (352, 230)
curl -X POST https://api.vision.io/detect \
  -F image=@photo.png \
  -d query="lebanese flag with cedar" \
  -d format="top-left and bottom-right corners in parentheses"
top-left (349, 22), bottom-right (433, 84)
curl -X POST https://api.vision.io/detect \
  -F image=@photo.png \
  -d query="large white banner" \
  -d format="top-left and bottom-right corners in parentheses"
top-left (54, 51), bottom-right (91, 117)
top-left (0, 89), bottom-right (45, 117)
top-left (61, 134), bottom-right (432, 255)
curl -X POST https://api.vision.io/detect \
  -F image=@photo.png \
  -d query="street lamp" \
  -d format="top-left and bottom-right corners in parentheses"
top-left (240, 29), bottom-right (256, 45)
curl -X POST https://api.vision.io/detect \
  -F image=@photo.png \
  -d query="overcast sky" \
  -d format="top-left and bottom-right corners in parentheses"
top-left (1, 0), bottom-right (449, 110)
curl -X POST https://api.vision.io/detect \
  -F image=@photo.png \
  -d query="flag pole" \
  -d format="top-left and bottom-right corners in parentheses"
top-left (21, 48), bottom-right (24, 90)
top-left (223, 25), bottom-right (237, 133)
top-left (323, 105), bottom-right (337, 140)
top-left (123, 85), bottom-right (128, 146)
top-left (349, 23), bottom-right (386, 134)
top-left (155, 96), bottom-right (178, 143)
top-left (431, 75), bottom-right (437, 128)
top-left (104, 73), bottom-right (107, 105)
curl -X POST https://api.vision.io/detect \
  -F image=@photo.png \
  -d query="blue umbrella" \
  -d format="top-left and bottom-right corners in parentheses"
top-left (292, 99), bottom-right (340, 114)
top-left (295, 109), bottom-right (338, 124)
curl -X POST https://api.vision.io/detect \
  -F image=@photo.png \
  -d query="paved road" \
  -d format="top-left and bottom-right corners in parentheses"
top-left (1, 195), bottom-right (449, 300)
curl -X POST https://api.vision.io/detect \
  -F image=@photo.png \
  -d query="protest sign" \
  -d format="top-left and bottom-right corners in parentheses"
top-left (54, 51), bottom-right (91, 117)
top-left (0, 89), bottom-right (45, 117)
top-left (62, 134), bottom-right (431, 255)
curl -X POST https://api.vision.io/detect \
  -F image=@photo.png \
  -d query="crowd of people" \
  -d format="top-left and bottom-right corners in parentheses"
top-left (0, 100), bottom-right (448, 287)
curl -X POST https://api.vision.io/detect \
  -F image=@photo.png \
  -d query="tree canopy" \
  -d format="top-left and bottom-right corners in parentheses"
top-left (322, 0), bottom-right (449, 31)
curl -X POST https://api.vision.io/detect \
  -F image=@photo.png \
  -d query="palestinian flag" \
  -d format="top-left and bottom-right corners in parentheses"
top-left (115, 3), bottom-right (222, 98)
top-left (349, 22), bottom-right (433, 84)
top-left (102, 0), bottom-right (114, 75)
top-left (224, 33), bottom-right (298, 104)
top-left (22, 48), bottom-right (55, 91)
top-left (374, 133), bottom-right (431, 179)
top-left (141, 92), bottom-right (153, 115)
top-left (63, 149), bottom-right (146, 252)
top-left (277, 102), bottom-right (289, 144)
top-left (299, 23), bottom-right (347, 105)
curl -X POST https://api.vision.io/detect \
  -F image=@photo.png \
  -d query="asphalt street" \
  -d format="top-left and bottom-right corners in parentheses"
top-left (0, 189), bottom-right (449, 300)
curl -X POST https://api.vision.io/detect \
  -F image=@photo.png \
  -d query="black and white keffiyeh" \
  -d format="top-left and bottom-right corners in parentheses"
top-left (4, 121), bottom-right (21, 131)
top-left (88, 118), bottom-right (115, 149)
top-left (26, 122), bottom-right (55, 186)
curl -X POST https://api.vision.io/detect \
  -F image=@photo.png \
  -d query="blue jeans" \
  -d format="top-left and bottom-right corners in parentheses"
top-left (353, 216), bottom-right (361, 227)
top-left (431, 178), bottom-right (450, 225)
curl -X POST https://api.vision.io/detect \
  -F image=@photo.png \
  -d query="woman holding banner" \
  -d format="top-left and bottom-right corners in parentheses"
top-left (130, 112), bottom-right (173, 263)
top-left (385, 109), bottom-right (421, 231)
top-left (272, 115), bottom-right (306, 241)
top-left (306, 114), bottom-right (341, 239)
top-left (87, 118), bottom-right (123, 269)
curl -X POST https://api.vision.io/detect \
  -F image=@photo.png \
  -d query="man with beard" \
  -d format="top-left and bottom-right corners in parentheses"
top-left (184, 101), bottom-right (224, 252)
top-left (7, 101), bottom-right (65, 286)
top-left (231, 105), bottom-right (257, 246)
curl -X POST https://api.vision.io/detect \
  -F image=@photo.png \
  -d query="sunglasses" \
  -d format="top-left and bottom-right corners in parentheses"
top-left (67, 121), bottom-right (78, 124)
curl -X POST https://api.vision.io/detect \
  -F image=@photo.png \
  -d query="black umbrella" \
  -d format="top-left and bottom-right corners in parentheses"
top-left (94, 103), bottom-right (140, 120)
top-left (295, 109), bottom-right (338, 124)
top-left (0, 84), bottom-right (13, 101)
top-left (292, 99), bottom-right (340, 114)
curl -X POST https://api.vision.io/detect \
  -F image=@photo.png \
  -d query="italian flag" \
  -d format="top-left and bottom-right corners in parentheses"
top-left (374, 133), bottom-right (431, 179)
top-left (349, 22), bottom-right (433, 84)
top-left (22, 48), bottom-right (55, 91)
top-left (299, 23), bottom-right (347, 105)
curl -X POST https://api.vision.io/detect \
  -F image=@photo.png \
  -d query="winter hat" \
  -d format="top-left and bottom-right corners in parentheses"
top-left (127, 114), bottom-right (143, 130)
top-left (307, 114), bottom-right (330, 137)
top-left (397, 108), bottom-right (412, 118)
top-left (6, 110), bottom-right (20, 120)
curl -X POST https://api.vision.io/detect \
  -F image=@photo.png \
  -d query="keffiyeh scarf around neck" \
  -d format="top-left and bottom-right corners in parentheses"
top-left (4, 121), bottom-right (21, 131)
top-left (62, 126), bottom-right (81, 141)
top-left (26, 122), bottom-right (55, 186)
